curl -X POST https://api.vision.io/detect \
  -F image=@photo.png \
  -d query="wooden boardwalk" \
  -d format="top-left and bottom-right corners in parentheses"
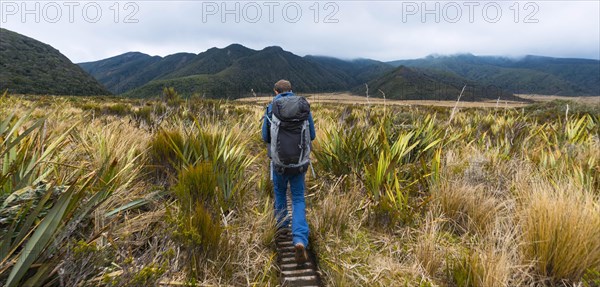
top-left (274, 192), bottom-right (322, 286)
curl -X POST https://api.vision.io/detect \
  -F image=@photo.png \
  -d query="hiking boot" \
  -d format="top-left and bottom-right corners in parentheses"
top-left (294, 243), bottom-right (308, 265)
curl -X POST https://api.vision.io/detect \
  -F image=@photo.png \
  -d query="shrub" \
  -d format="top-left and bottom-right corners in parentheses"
top-left (313, 126), bottom-right (377, 177)
top-left (169, 163), bottom-right (223, 277)
top-left (163, 87), bottom-right (182, 107)
top-left (173, 162), bottom-right (217, 212)
top-left (147, 129), bottom-right (185, 181)
top-left (104, 103), bottom-right (131, 116)
top-left (134, 106), bottom-right (154, 124)
top-left (148, 122), bottom-right (254, 210)
top-left (169, 203), bottom-right (222, 277)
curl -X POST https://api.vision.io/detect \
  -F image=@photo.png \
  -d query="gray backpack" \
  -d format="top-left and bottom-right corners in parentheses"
top-left (268, 95), bottom-right (311, 175)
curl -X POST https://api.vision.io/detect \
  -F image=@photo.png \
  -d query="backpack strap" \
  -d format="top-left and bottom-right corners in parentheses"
top-left (297, 120), bottom-right (308, 164)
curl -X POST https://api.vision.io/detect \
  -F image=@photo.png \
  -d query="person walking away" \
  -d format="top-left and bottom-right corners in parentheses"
top-left (262, 79), bottom-right (316, 264)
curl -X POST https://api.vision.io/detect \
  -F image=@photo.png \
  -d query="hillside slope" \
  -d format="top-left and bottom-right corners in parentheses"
top-left (80, 45), bottom-right (394, 98)
top-left (388, 54), bottom-right (600, 96)
top-left (79, 45), bottom-right (598, 99)
top-left (122, 46), bottom-right (357, 98)
top-left (0, 28), bottom-right (110, 96)
top-left (354, 66), bottom-right (519, 101)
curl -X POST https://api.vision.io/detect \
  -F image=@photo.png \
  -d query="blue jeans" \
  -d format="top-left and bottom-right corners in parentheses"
top-left (272, 165), bottom-right (309, 247)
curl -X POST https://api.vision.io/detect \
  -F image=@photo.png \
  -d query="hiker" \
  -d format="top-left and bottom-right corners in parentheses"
top-left (262, 79), bottom-right (316, 264)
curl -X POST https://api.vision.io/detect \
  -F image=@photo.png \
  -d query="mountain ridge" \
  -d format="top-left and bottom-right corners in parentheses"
top-left (80, 44), bottom-right (394, 98)
top-left (81, 46), bottom-right (599, 99)
top-left (3, 27), bottom-right (595, 99)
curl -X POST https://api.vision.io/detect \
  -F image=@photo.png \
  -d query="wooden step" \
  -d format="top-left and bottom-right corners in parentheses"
top-left (275, 189), bottom-right (321, 286)
top-left (280, 261), bottom-right (313, 270)
top-left (283, 275), bottom-right (320, 285)
top-left (282, 268), bottom-right (317, 277)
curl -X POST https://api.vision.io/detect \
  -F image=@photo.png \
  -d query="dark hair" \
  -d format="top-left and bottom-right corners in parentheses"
top-left (274, 80), bottom-right (292, 93)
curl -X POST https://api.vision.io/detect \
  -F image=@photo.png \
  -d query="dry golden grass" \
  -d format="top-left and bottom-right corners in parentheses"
top-left (2, 94), bottom-right (598, 286)
top-left (310, 175), bottom-right (358, 238)
top-left (413, 211), bottom-right (448, 278)
top-left (237, 93), bottom-right (527, 108)
top-left (517, 180), bottom-right (600, 283)
top-left (455, 244), bottom-right (514, 287)
top-left (434, 182), bottom-right (505, 236)
top-left (516, 94), bottom-right (600, 105)
top-left (237, 92), bottom-right (531, 108)
top-left (310, 93), bottom-right (532, 108)
top-left (239, 92), bottom-right (600, 109)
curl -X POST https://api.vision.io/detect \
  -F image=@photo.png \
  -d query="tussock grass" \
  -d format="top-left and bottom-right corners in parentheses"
top-left (434, 182), bottom-right (505, 235)
top-left (1, 95), bottom-right (598, 286)
top-left (310, 175), bottom-right (361, 238)
top-left (413, 212), bottom-right (448, 278)
top-left (449, 244), bottom-right (514, 287)
top-left (518, 181), bottom-right (600, 283)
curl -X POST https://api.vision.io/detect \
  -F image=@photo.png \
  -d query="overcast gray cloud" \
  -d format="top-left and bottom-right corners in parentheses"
top-left (1, 1), bottom-right (598, 63)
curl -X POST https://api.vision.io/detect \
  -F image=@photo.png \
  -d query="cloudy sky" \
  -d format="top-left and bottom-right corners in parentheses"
top-left (1, 1), bottom-right (599, 63)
